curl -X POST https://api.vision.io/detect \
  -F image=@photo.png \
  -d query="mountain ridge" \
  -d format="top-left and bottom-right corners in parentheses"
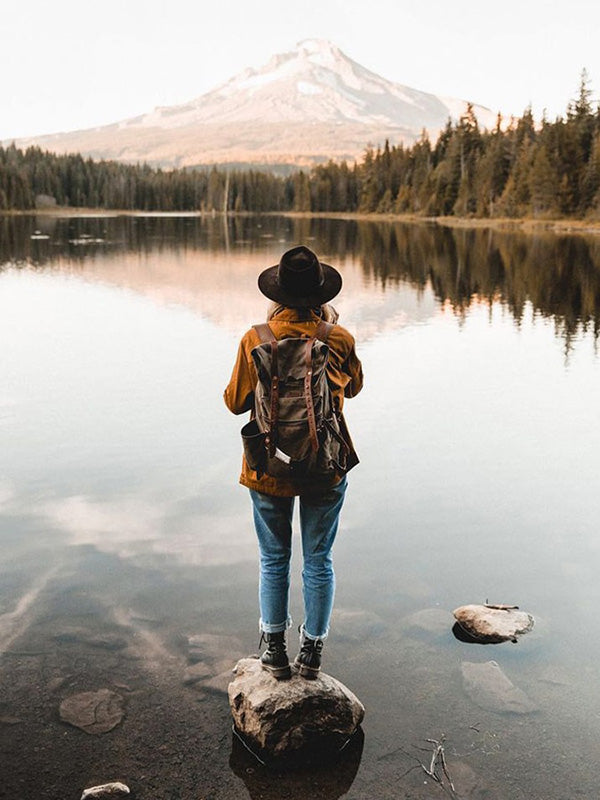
top-left (8, 39), bottom-right (498, 168)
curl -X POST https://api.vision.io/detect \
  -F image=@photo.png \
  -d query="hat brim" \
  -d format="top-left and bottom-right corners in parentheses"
top-left (257, 262), bottom-right (342, 307)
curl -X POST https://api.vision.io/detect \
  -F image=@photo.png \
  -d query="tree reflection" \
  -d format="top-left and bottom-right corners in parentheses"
top-left (307, 219), bottom-right (600, 347)
top-left (1, 214), bottom-right (599, 347)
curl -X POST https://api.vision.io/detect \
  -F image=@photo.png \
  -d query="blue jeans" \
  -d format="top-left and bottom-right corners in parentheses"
top-left (250, 476), bottom-right (347, 640)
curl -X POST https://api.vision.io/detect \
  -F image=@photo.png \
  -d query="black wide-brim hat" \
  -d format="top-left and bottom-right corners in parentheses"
top-left (258, 245), bottom-right (342, 307)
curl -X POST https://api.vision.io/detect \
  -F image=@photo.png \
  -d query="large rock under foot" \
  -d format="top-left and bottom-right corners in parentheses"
top-left (228, 658), bottom-right (365, 763)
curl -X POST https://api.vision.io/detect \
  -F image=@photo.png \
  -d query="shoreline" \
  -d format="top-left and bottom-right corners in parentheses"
top-left (4, 207), bottom-right (600, 235)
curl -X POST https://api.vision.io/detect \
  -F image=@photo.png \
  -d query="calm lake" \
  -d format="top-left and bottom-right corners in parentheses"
top-left (1, 213), bottom-right (600, 799)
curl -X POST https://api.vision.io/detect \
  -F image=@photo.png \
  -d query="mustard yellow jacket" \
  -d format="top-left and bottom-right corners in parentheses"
top-left (224, 307), bottom-right (364, 496)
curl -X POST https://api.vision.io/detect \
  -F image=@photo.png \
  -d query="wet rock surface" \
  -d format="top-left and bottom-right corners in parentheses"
top-left (59, 689), bottom-right (125, 734)
top-left (453, 604), bottom-right (534, 643)
top-left (81, 783), bottom-right (130, 799)
top-left (461, 660), bottom-right (537, 714)
top-left (228, 657), bottom-right (364, 761)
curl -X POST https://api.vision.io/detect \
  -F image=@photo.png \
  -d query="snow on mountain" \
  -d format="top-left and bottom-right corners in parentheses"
top-left (11, 40), bottom-right (498, 168)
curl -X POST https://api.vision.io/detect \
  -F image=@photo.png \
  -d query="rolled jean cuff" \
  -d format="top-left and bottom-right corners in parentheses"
top-left (301, 623), bottom-right (328, 641)
top-left (259, 616), bottom-right (292, 634)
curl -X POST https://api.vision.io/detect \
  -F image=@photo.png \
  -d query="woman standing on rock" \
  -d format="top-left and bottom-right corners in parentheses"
top-left (224, 245), bottom-right (363, 680)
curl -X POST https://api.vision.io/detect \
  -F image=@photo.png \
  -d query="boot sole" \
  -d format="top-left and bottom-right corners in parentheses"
top-left (261, 662), bottom-right (292, 680)
top-left (294, 658), bottom-right (320, 679)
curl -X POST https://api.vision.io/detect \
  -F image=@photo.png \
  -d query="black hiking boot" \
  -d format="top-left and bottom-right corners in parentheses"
top-left (294, 629), bottom-right (324, 679)
top-left (259, 632), bottom-right (291, 680)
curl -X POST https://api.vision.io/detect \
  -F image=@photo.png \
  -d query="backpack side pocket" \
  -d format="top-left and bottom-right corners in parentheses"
top-left (241, 419), bottom-right (266, 476)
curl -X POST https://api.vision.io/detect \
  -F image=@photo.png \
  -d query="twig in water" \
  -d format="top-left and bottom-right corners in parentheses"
top-left (405, 734), bottom-right (461, 799)
top-left (484, 600), bottom-right (519, 610)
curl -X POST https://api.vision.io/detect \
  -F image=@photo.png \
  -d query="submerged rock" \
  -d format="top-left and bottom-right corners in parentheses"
top-left (331, 608), bottom-right (386, 641)
top-left (403, 607), bottom-right (454, 637)
top-left (183, 661), bottom-right (213, 685)
top-left (184, 634), bottom-right (243, 695)
top-left (453, 604), bottom-right (534, 643)
top-left (187, 633), bottom-right (243, 664)
top-left (60, 689), bottom-right (125, 734)
top-left (228, 657), bottom-right (364, 761)
top-left (461, 660), bottom-right (536, 714)
top-left (81, 783), bottom-right (130, 799)
top-left (447, 761), bottom-right (507, 800)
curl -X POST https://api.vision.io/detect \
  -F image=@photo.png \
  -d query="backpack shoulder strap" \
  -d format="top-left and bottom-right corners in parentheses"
top-left (252, 323), bottom-right (277, 343)
top-left (315, 320), bottom-right (335, 344)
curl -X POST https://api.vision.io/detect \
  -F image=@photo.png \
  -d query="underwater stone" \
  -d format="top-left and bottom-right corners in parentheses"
top-left (60, 689), bottom-right (125, 734)
top-left (461, 660), bottom-right (536, 714)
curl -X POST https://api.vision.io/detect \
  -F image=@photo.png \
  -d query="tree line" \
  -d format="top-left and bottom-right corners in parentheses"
top-left (1, 73), bottom-right (600, 219)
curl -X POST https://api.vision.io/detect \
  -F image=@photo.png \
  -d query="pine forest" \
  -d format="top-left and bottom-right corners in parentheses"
top-left (2, 74), bottom-right (600, 220)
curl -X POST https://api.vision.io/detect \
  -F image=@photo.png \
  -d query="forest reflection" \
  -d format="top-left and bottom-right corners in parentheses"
top-left (1, 213), bottom-right (599, 344)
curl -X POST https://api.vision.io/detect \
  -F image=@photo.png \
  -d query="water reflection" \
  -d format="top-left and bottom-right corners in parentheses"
top-left (229, 727), bottom-right (364, 799)
top-left (1, 214), bottom-right (600, 345)
top-left (1, 213), bottom-right (600, 800)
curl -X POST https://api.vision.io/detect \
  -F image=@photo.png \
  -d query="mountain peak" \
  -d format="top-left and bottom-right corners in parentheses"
top-left (296, 38), bottom-right (343, 62)
top-left (10, 41), bottom-right (498, 169)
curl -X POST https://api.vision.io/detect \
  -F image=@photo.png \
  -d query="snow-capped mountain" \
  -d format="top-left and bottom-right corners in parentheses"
top-left (12, 40), bottom-right (498, 168)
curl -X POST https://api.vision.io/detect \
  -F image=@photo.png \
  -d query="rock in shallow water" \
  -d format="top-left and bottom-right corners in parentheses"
top-left (59, 689), bottom-right (125, 734)
top-left (453, 604), bottom-right (534, 643)
top-left (81, 783), bottom-right (130, 799)
top-left (461, 660), bottom-right (536, 714)
top-left (228, 658), bottom-right (364, 761)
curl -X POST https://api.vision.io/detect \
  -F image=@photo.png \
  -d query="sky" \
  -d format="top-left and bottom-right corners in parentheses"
top-left (2, 0), bottom-right (600, 140)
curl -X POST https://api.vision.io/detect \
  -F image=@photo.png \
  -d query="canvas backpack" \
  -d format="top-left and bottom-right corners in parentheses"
top-left (241, 320), bottom-right (352, 480)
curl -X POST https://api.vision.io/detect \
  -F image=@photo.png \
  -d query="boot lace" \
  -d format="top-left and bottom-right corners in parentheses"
top-left (259, 632), bottom-right (287, 654)
top-left (300, 637), bottom-right (323, 656)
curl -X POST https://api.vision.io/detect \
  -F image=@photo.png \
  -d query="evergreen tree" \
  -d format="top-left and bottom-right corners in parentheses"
top-left (529, 144), bottom-right (560, 216)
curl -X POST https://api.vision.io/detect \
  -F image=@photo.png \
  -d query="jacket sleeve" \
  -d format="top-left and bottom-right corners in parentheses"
top-left (343, 337), bottom-right (364, 398)
top-left (223, 335), bottom-right (257, 415)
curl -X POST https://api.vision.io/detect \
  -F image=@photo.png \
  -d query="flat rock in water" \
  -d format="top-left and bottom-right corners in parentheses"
top-left (461, 660), bottom-right (536, 714)
top-left (60, 689), bottom-right (125, 734)
top-left (453, 604), bottom-right (534, 643)
top-left (228, 657), bottom-right (364, 760)
top-left (81, 783), bottom-right (130, 799)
